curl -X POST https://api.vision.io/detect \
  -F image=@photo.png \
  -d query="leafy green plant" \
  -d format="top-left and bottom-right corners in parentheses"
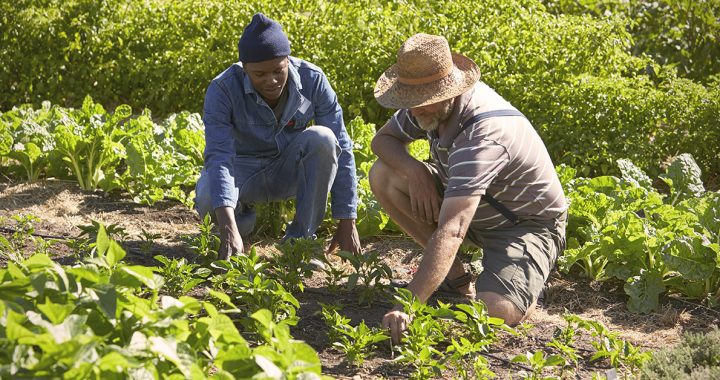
top-left (337, 249), bottom-right (393, 305)
top-left (271, 237), bottom-right (324, 293)
top-left (154, 255), bottom-right (211, 298)
top-left (512, 350), bottom-right (566, 380)
top-left (320, 304), bottom-right (389, 366)
top-left (210, 247), bottom-right (300, 327)
top-left (52, 96), bottom-right (130, 190)
top-left (182, 214), bottom-right (220, 263)
top-left (560, 157), bottom-right (720, 312)
top-left (565, 315), bottom-right (652, 373)
top-left (392, 288), bottom-right (455, 379)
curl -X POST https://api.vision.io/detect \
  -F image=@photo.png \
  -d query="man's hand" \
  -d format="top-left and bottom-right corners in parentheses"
top-left (406, 162), bottom-right (442, 224)
top-left (219, 224), bottom-right (243, 260)
top-left (382, 307), bottom-right (411, 344)
top-left (328, 219), bottom-right (361, 255)
top-left (215, 206), bottom-right (244, 260)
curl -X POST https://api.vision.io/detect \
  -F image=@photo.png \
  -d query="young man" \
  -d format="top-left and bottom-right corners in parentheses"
top-left (195, 13), bottom-right (360, 259)
top-left (370, 34), bottom-right (567, 343)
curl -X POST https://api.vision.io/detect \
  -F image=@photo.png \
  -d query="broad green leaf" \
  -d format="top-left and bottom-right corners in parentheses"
top-left (118, 265), bottom-right (160, 290)
top-left (663, 236), bottom-right (716, 281)
top-left (106, 240), bottom-right (127, 267)
top-left (97, 224), bottom-right (110, 256)
top-left (23, 254), bottom-right (55, 270)
top-left (98, 351), bottom-right (136, 373)
top-left (624, 269), bottom-right (665, 313)
top-left (93, 284), bottom-right (118, 320)
top-left (617, 159), bottom-right (652, 189)
top-left (662, 153), bottom-right (705, 200)
top-left (254, 354), bottom-right (282, 379)
top-left (37, 299), bottom-right (75, 324)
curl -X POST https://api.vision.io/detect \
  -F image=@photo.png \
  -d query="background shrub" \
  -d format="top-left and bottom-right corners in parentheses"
top-left (1, 0), bottom-right (718, 179)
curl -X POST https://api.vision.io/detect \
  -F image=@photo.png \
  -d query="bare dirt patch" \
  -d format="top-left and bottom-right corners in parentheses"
top-left (1, 179), bottom-right (718, 378)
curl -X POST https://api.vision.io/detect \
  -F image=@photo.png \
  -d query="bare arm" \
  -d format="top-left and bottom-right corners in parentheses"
top-left (405, 194), bottom-right (481, 301)
top-left (383, 194), bottom-right (481, 343)
top-left (371, 123), bottom-right (425, 178)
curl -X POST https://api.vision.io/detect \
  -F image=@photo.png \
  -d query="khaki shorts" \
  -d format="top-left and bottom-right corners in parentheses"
top-left (424, 162), bottom-right (567, 314)
top-left (466, 214), bottom-right (566, 314)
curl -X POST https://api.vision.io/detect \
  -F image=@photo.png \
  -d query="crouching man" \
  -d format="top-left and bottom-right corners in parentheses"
top-left (369, 33), bottom-right (567, 343)
top-left (195, 13), bottom-right (360, 259)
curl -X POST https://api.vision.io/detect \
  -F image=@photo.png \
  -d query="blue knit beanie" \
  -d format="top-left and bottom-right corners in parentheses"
top-left (238, 13), bottom-right (291, 63)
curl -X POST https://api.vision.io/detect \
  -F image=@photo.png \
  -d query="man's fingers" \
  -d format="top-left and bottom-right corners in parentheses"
top-left (431, 195), bottom-right (441, 223)
top-left (327, 238), bottom-right (339, 254)
top-left (424, 198), bottom-right (435, 224)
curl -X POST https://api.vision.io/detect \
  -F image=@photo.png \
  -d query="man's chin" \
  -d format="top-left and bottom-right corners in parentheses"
top-left (417, 120), bottom-right (439, 132)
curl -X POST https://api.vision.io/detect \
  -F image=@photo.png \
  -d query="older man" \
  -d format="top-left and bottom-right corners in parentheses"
top-left (370, 33), bottom-right (567, 343)
top-left (195, 13), bottom-right (360, 259)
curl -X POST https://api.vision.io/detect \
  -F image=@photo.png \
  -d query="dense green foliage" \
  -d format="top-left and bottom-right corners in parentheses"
top-left (639, 328), bottom-right (720, 379)
top-left (542, 0), bottom-right (720, 82)
top-left (0, 96), bottom-right (203, 206)
top-left (2, 0), bottom-right (718, 178)
top-left (559, 156), bottom-right (720, 313)
top-left (0, 226), bottom-right (323, 379)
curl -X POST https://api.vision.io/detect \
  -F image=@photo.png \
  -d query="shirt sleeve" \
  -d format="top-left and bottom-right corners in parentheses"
top-left (313, 72), bottom-right (358, 219)
top-left (445, 135), bottom-right (510, 198)
top-left (202, 81), bottom-right (238, 209)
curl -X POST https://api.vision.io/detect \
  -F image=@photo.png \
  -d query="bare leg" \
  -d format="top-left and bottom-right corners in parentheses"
top-left (369, 160), bottom-right (467, 281)
top-left (476, 291), bottom-right (535, 326)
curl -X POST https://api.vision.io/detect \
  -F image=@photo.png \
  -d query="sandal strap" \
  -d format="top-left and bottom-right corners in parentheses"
top-left (445, 272), bottom-right (473, 289)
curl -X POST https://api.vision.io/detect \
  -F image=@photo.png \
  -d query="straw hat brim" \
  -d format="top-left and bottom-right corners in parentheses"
top-left (374, 53), bottom-right (481, 109)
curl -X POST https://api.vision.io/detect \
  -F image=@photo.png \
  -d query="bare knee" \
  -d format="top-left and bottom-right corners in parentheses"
top-left (369, 160), bottom-right (398, 196)
top-left (476, 291), bottom-right (529, 327)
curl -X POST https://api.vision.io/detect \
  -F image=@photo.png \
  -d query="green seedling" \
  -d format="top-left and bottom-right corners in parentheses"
top-left (319, 256), bottom-right (348, 293)
top-left (154, 255), bottom-right (211, 297)
top-left (546, 324), bottom-right (580, 366)
top-left (338, 249), bottom-right (392, 305)
top-left (272, 237), bottom-right (324, 293)
top-left (454, 299), bottom-right (512, 343)
top-left (139, 229), bottom-right (161, 255)
top-left (392, 288), bottom-right (454, 380)
top-left (445, 337), bottom-right (496, 380)
top-left (182, 214), bottom-right (220, 262)
top-left (512, 350), bottom-right (566, 380)
top-left (565, 314), bottom-right (651, 373)
top-left (211, 247), bottom-right (300, 327)
top-left (320, 304), bottom-right (389, 366)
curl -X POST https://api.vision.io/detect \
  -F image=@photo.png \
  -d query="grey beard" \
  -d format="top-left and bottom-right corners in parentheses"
top-left (416, 116), bottom-right (440, 131)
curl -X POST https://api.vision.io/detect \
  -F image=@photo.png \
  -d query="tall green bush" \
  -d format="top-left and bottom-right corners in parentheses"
top-left (1, 0), bottom-right (718, 179)
top-left (541, 0), bottom-right (720, 82)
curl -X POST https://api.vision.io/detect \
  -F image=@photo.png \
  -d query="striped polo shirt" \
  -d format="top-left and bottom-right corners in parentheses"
top-left (385, 82), bottom-right (567, 229)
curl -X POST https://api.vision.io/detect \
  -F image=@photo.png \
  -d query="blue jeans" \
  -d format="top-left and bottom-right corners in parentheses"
top-left (195, 126), bottom-right (340, 239)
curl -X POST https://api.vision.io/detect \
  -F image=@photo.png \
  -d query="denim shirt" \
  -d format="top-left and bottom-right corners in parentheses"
top-left (202, 57), bottom-right (358, 219)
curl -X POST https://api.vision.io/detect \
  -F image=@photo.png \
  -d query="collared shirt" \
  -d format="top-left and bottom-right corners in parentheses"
top-left (385, 82), bottom-right (567, 229)
top-left (202, 56), bottom-right (357, 219)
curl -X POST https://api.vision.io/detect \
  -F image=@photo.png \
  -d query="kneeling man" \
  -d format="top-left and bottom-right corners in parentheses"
top-left (369, 33), bottom-right (567, 343)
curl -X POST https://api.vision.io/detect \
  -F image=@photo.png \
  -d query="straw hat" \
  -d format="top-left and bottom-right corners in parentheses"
top-left (374, 33), bottom-right (480, 109)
